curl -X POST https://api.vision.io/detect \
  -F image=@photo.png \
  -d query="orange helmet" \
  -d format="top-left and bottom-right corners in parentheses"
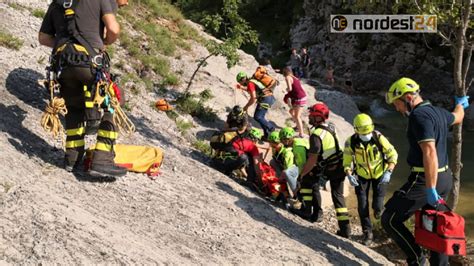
top-left (155, 99), bottom-right (172, 111)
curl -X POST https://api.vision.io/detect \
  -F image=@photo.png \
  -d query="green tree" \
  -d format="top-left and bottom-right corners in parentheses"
top-left (185, 0), bottom-right (259, 92)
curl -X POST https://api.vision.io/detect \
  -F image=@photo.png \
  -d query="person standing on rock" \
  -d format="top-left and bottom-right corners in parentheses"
top-left (289, 48), bottom-right (302, 78)
top-left (282, 67), bottom-right (307, 138)
top-left (383, 77), bottom-right (468, 265)
top-left (296, 103), bottom-right (351, 237)
top-left (301, 47), bottom-right (311, 79)
top-left (236, 72), bottom-right (276, 141)
top-left (343, 113), bottom-right (398, 246)
top-left (38, 0), bottom-right (129, 177)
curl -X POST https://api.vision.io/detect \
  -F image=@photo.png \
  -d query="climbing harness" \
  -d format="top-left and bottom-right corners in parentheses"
top-left (39, 0), bottom-right (135, 146)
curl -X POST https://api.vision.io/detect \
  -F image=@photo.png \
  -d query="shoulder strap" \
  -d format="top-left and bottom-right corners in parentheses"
top-left (372, 130), bottom-right (384, 154)
top-left (249, 79), bottom-right (266, 90)
top-left (350, 134), bottom-right (358, 152)
top-left (318, 123), bottom-right (342, 154)
top-left (55, 0), bottom-right (98, 57)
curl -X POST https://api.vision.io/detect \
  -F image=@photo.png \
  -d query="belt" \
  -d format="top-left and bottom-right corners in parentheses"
top-left (411, 165), bottom-right (449, 173)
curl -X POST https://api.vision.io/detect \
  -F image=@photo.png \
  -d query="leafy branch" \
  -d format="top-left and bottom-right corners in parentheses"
top-left (185, 0), bottom-right (258, 92)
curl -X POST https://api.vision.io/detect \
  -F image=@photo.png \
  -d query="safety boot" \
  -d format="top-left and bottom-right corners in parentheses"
top-left (374, 209), bottom-right (384, 220)
top-left (336, 223), bottom-right (351, 238)
top-left (290, 204), bottom-right (313, 221)
top-left (64, 149), bottom-right (84, 172)
top-left (89, 150), bottom-right (127, 177)
top-left (362, 230), bottom-right (373, 246)
top-left (310, 210), bottom-right (324, 223)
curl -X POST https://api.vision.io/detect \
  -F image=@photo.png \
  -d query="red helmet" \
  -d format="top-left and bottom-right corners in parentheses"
top-left (308, 103), bottom-right (329, 121)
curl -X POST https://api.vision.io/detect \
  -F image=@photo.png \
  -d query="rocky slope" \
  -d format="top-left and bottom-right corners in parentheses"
top-left (0, 1), bottom-right (392, 264)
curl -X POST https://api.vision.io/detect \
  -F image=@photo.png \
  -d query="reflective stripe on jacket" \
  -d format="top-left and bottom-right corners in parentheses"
top-left (249, 79), bottom-right (273, 98)
top-left (312, 126), bottom-right (339, 162)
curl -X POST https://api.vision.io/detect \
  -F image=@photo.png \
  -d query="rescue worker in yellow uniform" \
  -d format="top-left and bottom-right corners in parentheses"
top-left (298, 103), bottom-right (351, 237)
top-left (268, 131), bottom-right (294, 175)
top-left (39, 0), bottom-right (129, 177)
top-left (278, 127), bottom-right (309, 196)
top-left (343, 113), bottom-right (398, 245)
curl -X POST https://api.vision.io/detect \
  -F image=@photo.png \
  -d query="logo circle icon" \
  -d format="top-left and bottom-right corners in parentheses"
top-left (331, 15), bottom-right (348, 31)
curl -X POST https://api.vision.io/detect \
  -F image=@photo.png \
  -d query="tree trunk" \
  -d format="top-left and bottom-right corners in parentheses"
top-left (447, 1), bottom-right (471, 210)
top-left (185, 53), bottom-right (215, 93)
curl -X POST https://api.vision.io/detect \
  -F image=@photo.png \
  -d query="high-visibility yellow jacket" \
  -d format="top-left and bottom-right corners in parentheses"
top-left (273, 145), bottom-right (294, 170)
top-left (292, 137), bottom-right (309, 172)
top-left (343, 131), bottom-right (398, 179)
top-left (311, 124), bottom-right (343, 167)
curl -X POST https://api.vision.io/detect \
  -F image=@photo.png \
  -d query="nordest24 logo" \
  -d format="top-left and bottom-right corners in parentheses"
top-left (330, 15), bottom-right (437, 33)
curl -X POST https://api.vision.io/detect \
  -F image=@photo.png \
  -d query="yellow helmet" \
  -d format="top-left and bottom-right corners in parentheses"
top-left (386, 77), bottom-right (420, 104)
top-left (353, 113), bottom-right (374, 135)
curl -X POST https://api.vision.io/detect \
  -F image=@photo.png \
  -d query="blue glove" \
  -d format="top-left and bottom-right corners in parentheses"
top-left (426, 187), bottom-right (442, 207)
top-left (347, 175), bottom-right (359, 187)
top-left (455, 95), bottom-right (470, 109)
top-left (380, 170), bottom-right (392, 184)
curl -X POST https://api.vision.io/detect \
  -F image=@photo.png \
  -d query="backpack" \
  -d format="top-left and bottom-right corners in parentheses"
top-left (209, 131), bottom-right (240, 158)
top-left (252, 66), bottom-right (277, 90)
top-left (113, 144), bottom-right (164, 177)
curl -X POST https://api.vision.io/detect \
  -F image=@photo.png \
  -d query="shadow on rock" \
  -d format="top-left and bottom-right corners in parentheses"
top-left (5, 68), bottom-right (48, 111)
top-left (216, 181), bottom-right (385, 265)
top-left (72, 171), bottom-right (117, 183)
top-left (195, 129), bottom-right (216, 141)
top-left (0, 103), bottom-right (62, 168)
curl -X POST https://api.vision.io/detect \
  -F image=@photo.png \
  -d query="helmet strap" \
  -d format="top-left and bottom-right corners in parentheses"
top-left (403, 93), bottom-right (418, 116)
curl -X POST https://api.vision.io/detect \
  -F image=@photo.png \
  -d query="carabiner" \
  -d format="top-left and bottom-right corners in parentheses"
top-left (63, 0), bottom-right (73, 9)
top-left (92, 54), bottom-right (103, 67)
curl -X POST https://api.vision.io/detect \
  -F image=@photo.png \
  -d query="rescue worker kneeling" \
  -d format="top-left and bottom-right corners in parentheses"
top-left (297, 103), bottom-right (351, 238)
top-left (268, 130), bottom-right (294, 177)
top-left (210, 109), bottom-right (263, 187)
top-left (343, 113), bottom-right (398, 245)
top-left (278, 127), bottom-right (309, 195)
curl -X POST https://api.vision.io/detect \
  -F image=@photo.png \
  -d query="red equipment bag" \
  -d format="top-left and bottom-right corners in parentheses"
top-left (414, 206), bottom-right (466, 256)
top-left (258, 162), bottom-right (287, 199)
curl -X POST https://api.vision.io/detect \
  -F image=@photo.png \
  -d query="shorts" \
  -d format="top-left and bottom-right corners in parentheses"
top-left (291, 96), bottom-right (307, 107)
